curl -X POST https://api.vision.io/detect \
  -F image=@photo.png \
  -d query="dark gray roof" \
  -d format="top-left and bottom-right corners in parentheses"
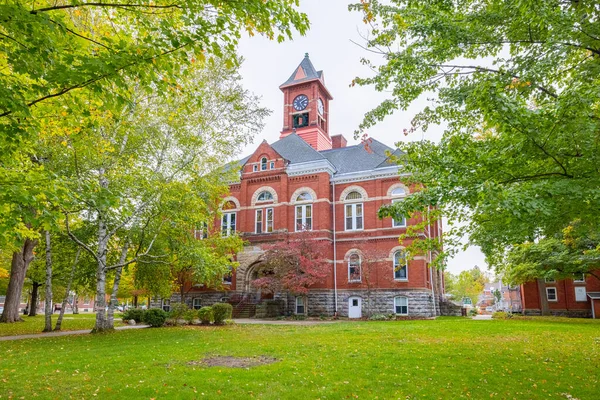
top-left (280, 53), bottom-right (323, 87)
top-left (223, 154), bottom-right (251, 173)
top-left (232, 135), bottom-right (400, 175)
top-left (271, 133), bottom-right (325, 163)
top-left (320, 139), bottom-right (399, 175)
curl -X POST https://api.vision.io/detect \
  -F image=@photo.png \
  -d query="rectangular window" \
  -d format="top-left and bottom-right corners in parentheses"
top-left (573, 274), bottom-right (586, 283)
top-left (223, 266), bottom-right (233, 285)
top-left (575, 286), bottom-right (587, 302)
top-left (83, 298), bottom-right (91, 305)
top-left (393, 251), bottom-right (408, 281)
top-left (295, 204), bottom-right (312, 231)
top-left (221, 212), bottom-right (236, 237)
top-left (255, 209), bottom-right (263, 233)
top-left (348, 255), bottom-right (361, 282)
top-left (345, 203), bottom-right (363, 231)
top-left (392, 199), bottom-right (406, 227)
top-left (256, 208), bottom-right (273, 233)
top-left (394, 297), bottom-right (408, 315)
top-left (296, 297), bottom-right (305, 314)
top-left (193, 298), bottom-right (201, 310)
top-left (162, 299), bottom-right (171, 312)
top-left (546, 287), bottom-right (557, 302)
top-left (194, 222), bottom-right (208, 240)
top-left (270, 161), bottom-right (275, 169)
top-left (253, 165), bottom-right (258, 172)
top-left (266, 208), bottom-right (273, 232)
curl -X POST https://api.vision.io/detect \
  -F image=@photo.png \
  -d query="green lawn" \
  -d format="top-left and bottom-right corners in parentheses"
top-left (0, 313), bottom-right (125, 336)
top-left (1, 317), bottom-right (599, 399)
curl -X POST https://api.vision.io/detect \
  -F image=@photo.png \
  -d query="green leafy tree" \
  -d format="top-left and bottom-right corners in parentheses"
top-left (351, 1), bottom-right (600, 277)
top-left (444, 266), bottom-right (489, 306)
top-left (505, 220), bottom-right (600, 284)
top-left (57, 60), bottom-right (264, 332)
top-left (0, 0), bottom-right (308, 323)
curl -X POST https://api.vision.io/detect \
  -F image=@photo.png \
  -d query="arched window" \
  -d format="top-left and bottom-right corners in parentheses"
top-left (257, 191), bottom-right (273, 202)
top-left (394, 297), bottom-right (408, 315)
top-left (221, 200), bottom-right (237, 237)
top-left (391, 188), bottom-right (407, 228)
top-left (222, 200), bottom-right (237, 210)
top-left (345, 191), bottom-right (363, 201)
top-left (348, 253), bottom-right (361, 282)
top-left (345, 192), bottom-right (363, 231)
top-left (261, 157), bottom-right (268, 171)
top-left (391, 187), bottom-right (406, 197)
top-left (295, 192), bottom-right (313, 232)
top-left (393, 251), bottom-right (408, 280)
top-left (296, 192), bottom-right (313, 202)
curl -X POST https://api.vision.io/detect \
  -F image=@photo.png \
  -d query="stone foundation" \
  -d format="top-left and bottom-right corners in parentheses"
top-left (155, 289), bottom-right (447, 318)
top-left (523, 308), bottom-right (592, 318)
top-left (275, 289), bottom-right (438, 318)
top-left (439, 300), bottom-right (463, 316)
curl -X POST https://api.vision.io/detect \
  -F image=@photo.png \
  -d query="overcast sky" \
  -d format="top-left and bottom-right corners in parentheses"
top-left (236, 0), bottom-right (488, 275)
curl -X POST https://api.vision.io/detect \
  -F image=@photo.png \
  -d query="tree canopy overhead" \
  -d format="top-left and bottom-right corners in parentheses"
top-left (1, 0), bottom-right (308, 129)
top-left (1, 0), bottom-right (308, 325)
top-left (351, 0), bottom-right (600, 280)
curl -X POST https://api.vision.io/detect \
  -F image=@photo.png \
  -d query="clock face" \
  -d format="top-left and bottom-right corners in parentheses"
top-left (317, 98), bottom-right (324, 115)
top-left (293, 94), bottom-right (309, 111)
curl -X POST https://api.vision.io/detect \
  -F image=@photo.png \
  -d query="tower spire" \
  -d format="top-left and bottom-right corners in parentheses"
top-left (279, 55), bottom-right (333, 150)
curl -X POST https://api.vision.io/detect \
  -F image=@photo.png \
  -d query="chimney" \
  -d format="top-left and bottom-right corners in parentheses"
top-left (331, 134), bottom-right (347, 149)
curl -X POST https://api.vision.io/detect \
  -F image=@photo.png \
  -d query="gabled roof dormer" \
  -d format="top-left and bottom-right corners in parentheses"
top-left (241, 139), bottom-right (286, 175)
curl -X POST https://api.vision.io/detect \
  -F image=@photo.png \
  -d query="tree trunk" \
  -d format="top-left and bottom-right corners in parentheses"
top-left (72, 293), bottom-right (79, 314)
top-left (55, 249), bottom-right (80, 331)
top-left (107, 242), bottom-right (128, 329)
top-left (133, 295), bottom-right (138, 308)
top-left (43, 231), bottom-right (53, 332)
top-left (0, 238), bottom-right (38, 323)
top-left (28, 281), bottom-right (41, 317)
top-left (93, 168), bottom-right (110, 333)
top-left (536, 278), bottom-right (550, 316)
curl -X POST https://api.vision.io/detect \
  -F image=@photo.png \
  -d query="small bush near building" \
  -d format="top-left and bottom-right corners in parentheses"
top-left (212, 303), bottom-right (233, 325)
top-left (122, 308), bottom-right (145, 323)
top-left (468, 308), bottom-right (479, 317)
top-left (368, 314), bottom-right (388, 321)
top-left (198, 306), bottom-right (213, 325)
top-left (183, 310), bottom-right (196, 324)
top-left (143, 308), bottom-right (168, 327)
top-left (169, 302), bottom-right (189, 325)
top-left (492, 311), bottom-right (513, 320)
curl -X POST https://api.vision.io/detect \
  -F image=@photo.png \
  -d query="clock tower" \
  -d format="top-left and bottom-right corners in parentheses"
top-left (279, 54), bottom-right (333, 151)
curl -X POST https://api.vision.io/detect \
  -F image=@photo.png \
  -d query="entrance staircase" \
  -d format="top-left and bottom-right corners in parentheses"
top-left (230, 295), bottom-right (257, 318)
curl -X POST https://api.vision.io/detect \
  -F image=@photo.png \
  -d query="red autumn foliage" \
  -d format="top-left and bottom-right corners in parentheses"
top-left (251, 231), bottom-right (329, 295)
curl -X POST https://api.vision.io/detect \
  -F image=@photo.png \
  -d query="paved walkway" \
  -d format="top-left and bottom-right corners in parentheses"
top-left (472, 314), bottom-right (493, 320)
top-left (0, 324), bottom-right (149, 342)
top-left (234, 318), bottom-right (341, 326)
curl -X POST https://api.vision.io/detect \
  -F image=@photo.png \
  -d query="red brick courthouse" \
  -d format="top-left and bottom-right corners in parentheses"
top-left (163, 55), bottom-right (448, 318)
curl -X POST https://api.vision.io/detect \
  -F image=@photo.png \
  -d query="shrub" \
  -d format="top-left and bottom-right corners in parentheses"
top-left (468, 308), bottom-right (479, 317)
top-left (212, 303), bottom-right (233, 325)
top-left (143, 308), bottom-right (168, 327)
top-left (369, 314), bottom-right (388, 321)
top-left (169, 302), bottom-right (189, 325)
top-left (122, 308), bottom-right (145, 323)
top-left (183, 309), bottom-right (196, 324)
top-left (198, 306), bottom-right (213, 325)
top-left (492, 311), bottom-right (513, 320)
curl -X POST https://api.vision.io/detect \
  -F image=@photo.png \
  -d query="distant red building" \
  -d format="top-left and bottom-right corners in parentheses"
top-left (160, 54), bottom-right (449, 318)
top-left (520, 273), bottom-right (600, 318)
